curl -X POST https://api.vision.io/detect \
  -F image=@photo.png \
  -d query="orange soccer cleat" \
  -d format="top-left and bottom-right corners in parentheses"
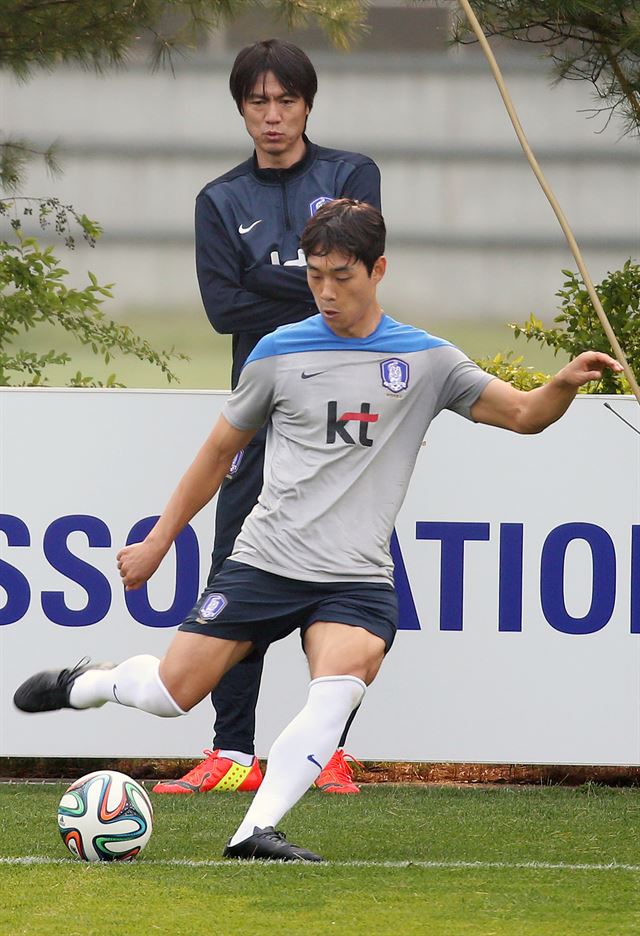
top-left (152, 749), bottom-right (263, 794)
top-left (314, 749), bottom-right (362, 794)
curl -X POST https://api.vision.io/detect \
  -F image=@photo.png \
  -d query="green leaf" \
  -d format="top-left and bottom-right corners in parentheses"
top-left (0, 200), bottom-right (183, 387)
top-left (507, 258), bottom-right (640, 395)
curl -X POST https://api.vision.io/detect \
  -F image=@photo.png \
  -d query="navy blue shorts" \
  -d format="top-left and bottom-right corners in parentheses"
top-left (179, 560), bottom-right (398, 653)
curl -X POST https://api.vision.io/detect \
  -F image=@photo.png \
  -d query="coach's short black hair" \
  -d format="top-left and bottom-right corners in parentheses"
top-left (229, 39), bottom-right (318, 113)
top-left (301, 200), bottom-right (386, 275)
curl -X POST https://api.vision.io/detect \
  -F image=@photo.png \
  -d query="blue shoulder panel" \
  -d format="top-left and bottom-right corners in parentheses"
top-left (245, 315), bottom-right (450, 367)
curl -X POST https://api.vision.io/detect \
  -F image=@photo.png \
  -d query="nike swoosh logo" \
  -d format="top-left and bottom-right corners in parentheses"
top-left (164, 774), bottom-right (212, 793)
top-left (301, 371), bottom-right (326, 380)
top-left (238, 220), bottom-right (262, 235)
top-left (307, 754), bottom-right (322, 770)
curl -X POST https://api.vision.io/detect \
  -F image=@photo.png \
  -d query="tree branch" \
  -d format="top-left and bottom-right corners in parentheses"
top-left (602, 41), bottom-right (640, 124)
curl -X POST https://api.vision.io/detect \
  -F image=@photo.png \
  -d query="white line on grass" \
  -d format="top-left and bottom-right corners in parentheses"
top-left (2, 857), bottom-right (640, 872)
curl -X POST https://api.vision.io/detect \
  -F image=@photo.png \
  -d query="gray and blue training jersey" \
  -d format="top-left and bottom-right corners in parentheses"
top-left (223, 314), bottom-right (494, 584)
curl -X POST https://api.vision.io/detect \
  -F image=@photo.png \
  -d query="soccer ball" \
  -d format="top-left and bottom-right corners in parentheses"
top-left (57, 770), bottom-right (153, 862)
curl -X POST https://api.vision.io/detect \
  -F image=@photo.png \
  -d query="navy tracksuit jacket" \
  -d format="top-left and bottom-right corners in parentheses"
top-left (196, 137), bottom-right (382, 387)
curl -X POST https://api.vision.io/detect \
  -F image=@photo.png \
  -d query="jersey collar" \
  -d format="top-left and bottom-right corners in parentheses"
top-left (252, 136), bottom-right (316, 184)
top-left (319, 312), bottom-right (389, 344)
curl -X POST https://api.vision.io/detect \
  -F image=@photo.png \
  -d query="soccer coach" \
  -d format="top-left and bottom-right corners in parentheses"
top-left (151, 39), bottom-right (382, 797)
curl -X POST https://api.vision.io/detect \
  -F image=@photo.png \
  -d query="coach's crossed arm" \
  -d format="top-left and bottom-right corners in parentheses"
top-left (471, 351), bottom-right (623, 435)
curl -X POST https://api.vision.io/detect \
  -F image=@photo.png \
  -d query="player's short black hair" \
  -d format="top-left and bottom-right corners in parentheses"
top-left (301, 199), bottom-right (386, 275)
top-left (229, 39), bottom-right (318, 113)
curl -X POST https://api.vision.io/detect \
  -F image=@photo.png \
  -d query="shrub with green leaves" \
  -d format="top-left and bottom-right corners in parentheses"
top-left (0, 197), bottom-right (185, 386)
top-left (476, 261), bottom-right (640, 394)
top-left (472, 351), bottom-right (550, 391)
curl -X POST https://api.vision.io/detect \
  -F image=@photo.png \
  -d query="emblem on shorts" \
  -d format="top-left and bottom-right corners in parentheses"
top-left (199, 593), bottom-right (228, 620)
top-left (309, 195), bottom-right (333, 216)
top-left (380, 358), bottom-right (410, 393)
top-left (226, 449), bottom-right (244, 479)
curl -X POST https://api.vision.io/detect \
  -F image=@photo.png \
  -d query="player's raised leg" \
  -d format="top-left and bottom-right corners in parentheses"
top-left (13, 632), bottom-right (252, 717)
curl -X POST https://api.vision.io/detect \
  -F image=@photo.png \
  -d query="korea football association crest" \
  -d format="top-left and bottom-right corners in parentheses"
top-left (380, 358), bottom-right (410, 393)
top-left (309, 195), bottom-right (333, 216)
top-left (199, 593), bottom-right (228, 620)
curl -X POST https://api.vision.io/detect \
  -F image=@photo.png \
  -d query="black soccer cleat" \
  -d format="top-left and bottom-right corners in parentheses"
top-left (223, 826), bottom-right (324, 862)
top-left (13, 659), bottom-right (115, 713)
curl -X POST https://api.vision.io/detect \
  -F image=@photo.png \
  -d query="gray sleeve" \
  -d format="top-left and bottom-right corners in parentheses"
top-left (434, 346), bottom-right (496, 420)
top-left (223, 356), bottom-right (277, 431)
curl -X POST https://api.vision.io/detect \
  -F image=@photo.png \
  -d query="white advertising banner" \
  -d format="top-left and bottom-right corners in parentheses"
top-left (1, 388), bottom-right (639, 764)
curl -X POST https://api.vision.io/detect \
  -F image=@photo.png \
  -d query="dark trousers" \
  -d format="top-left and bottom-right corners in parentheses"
top-left (207, 434), bottom-right (267, 754)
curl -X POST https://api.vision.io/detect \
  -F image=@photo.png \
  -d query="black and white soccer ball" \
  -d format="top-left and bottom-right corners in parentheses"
top-left (57, 770), bottom-right (153, 862)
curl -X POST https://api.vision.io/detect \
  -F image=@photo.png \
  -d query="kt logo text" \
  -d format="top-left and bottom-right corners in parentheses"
top-left (326, 402), bottom-right (378, 447)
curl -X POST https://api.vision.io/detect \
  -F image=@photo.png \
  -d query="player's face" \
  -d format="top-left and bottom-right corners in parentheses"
top-left (241, 72), bottom-right (309, 170)
top-left (306, 251), bottom-right (386, 338)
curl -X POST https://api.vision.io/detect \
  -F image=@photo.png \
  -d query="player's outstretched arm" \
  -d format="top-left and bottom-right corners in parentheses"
top-left (117, 416), bottom-right (256, 590)
top-left (471, 351), bottom-right (623, 434)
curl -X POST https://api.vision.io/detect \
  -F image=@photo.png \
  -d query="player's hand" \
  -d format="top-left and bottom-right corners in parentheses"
top-left (555, 351), bottom-right (623, 388)
top-left (116, 539), bottom-right (167, 590)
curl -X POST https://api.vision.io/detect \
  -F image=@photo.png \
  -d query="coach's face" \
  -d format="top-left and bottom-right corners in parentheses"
top-left (242, 71), bottom-right (309, 169)
top-left (306, 251), bottom-right (386, 339)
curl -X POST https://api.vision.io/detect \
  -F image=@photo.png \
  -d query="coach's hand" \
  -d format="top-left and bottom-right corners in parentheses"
top-left (116, 538), bottom-right (167, 590)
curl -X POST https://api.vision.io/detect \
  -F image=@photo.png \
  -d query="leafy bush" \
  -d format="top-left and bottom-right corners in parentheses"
top-left (476, 261), bottom-right (640, 394)
top-left (473, 351), bottom-right (550, 391)
top-left (0, 198), bottom-right (185, 386)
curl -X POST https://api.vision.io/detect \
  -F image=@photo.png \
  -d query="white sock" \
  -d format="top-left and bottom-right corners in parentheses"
top-left (218, 750), bottom-right (255, 767)
top-left (68, 655), bottom-right (186, 717)
top-left (229, 675), bottom-right (365, 846)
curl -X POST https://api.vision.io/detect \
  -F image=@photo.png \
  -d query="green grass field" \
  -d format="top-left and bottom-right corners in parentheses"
top-left (13, 309), bottom-right (565, 391)
top-left (7, 311), bottom-right (592, 934)
top-left (2, 782), bottom-right (639, 935)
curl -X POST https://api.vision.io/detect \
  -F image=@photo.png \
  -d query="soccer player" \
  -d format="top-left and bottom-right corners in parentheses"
top-left (14, 200), bottom-right (622, 862)
top-left (160, 38), bottom-right (382, 797)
